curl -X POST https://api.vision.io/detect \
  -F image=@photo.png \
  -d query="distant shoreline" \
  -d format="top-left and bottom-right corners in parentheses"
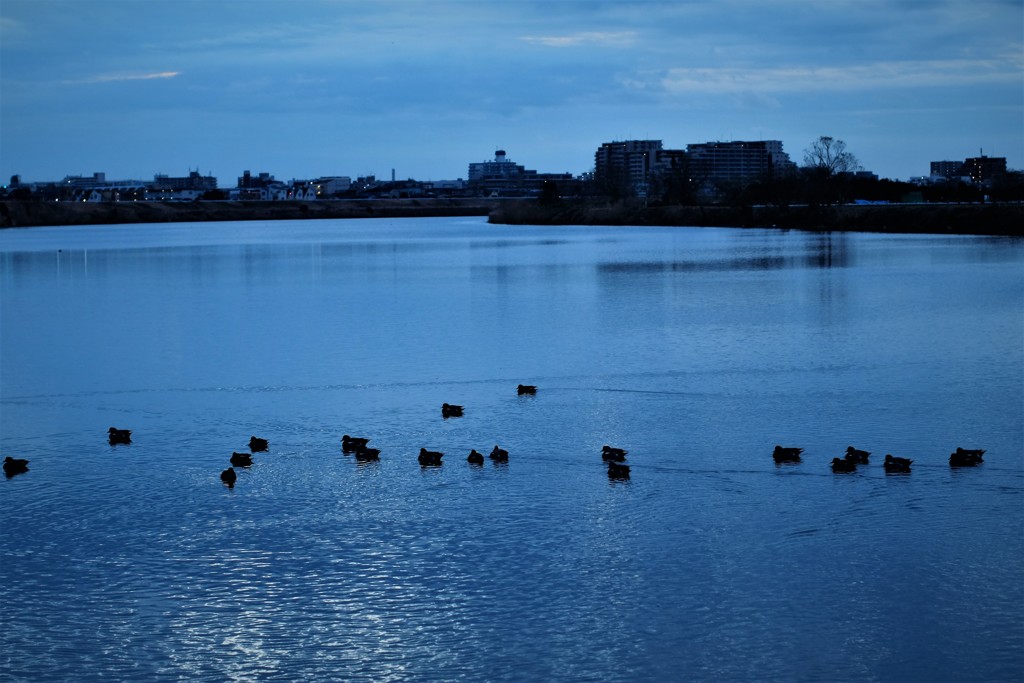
top-left (488, 200), bottom-right (1024, 237)
top-left (0, 198), bottom-right (499, 229)
top-left (1, 198), bottom-right (1021, 237)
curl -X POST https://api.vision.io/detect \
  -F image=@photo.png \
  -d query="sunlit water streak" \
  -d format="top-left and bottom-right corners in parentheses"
top-left (1, 218), bottom-right (1022, 682)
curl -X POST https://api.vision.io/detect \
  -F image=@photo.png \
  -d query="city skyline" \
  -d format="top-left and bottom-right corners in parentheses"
top-left (1, 1), bottom-right (1021, 185)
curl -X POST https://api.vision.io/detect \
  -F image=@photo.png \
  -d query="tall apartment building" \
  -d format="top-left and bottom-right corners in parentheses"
top-left (930, 155), bottom-right (1006, 184)
top-left (930, 161), bottom-right (965, 179)
top-left (594, 140), bottom-right (663, 193)
top-left (685, 140), bottom-right (794, 183)
top-left (962, 155), bottom-right (1007, 184)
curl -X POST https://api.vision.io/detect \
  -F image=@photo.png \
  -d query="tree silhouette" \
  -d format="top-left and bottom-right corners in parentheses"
top-left (802, 136), bottom-right (861, 176)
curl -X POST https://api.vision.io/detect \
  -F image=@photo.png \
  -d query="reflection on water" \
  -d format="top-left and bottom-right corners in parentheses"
top-left (1, 218), bottom-right (1022, 682)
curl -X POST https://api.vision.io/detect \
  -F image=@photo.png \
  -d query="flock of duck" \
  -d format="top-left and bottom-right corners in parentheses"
top-left (772, 444), bottom-right (987, 473)
top-left (0, 386), bottom-right (989, 483)
top-left (209, 384), bottom-right (632, 487)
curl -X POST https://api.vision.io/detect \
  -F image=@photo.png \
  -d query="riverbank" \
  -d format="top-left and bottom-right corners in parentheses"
top-left (2, 197), bottom-right (1021, 236)
top-left (0, 198), bottom-right (499, 229)
top-left (488, 200), bottom-right (1024, 236)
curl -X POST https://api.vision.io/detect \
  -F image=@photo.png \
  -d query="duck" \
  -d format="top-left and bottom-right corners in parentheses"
top-left (354, 446), bottom-right (380, 462)
top-left (490, 445), bottom-right (509, 462)
top-left (773, 445), bottom-right (803, 463)
top-left (419, 448), bottom-right (444, 466)
top-left (230, 452), bottom-right (253, 467)
top-left (517, 384), bottom-right (537, 395)
top-left (954, 447), bottom-right (985, 461)
top-left (220, 467), bottom-right (237, 487)
top-left (602, 445), bottom-right (627, 461)
top-left (831, 457), bottom-right (857, 473)
top-left (607, 461), bottom-right (630, 479)
top-left (883, 454), bottom-right (913, 472)
top-left (467, 449), bottom-right (485, 465)
top-left (845, 446), bottom-right (870, 464)
top-left (3, 456), bottom-right (29, 477)
top-left (441, 403), bottom-right (464, 418)
top-left (950, 450), bottom-right (983, 467)
top-left (342, 435), bottom-right (370, 453)
top-left (249, 436), bottom-right (269, 453)
top-left (108, 427), bottom-right (132, 445)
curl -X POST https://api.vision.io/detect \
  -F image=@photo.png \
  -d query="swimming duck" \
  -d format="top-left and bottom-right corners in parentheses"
top-left (419, 448), bottom-right (444, 466)
top-left (773, 445), bottom-right (803, 463)
top-left (3, 456), bottom-right (29, 477)
top-left (249, 436), bottom-right (269, 453)
top-left (230, 452), bottom-right (253, 467)
top-left (602, 445), bottom-right (627, 461)
top-left (354, 446), bottom-right (380, 462)
top-left (607, 461), bottom-right (630, 479)
top-left (441, 403), bottom-right (464, 418)
top-left (949, 450), bottom-right (983, 467)
top-left (342, 435), bottom-right (370, 453)
top-left (845, 446), bottom-right (870, 464)
top-left (954, 447), bottom-right (985, 461)
top-left (517, 384), bottom-right (537, 395)
top-left (883, 454), bottom-right (913, 472)
top-left (220, 467), bottom-right (237, 487)
top-left (108, 427), bottom-right (132, 445)
top-left (467, 449), bottom-right (485, 465)
top-left (490, 445), bottom-right (509, 462)
top-left (831, 457), bottom-right (857, 473)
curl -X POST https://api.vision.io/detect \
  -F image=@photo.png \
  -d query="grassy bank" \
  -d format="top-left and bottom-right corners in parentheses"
top-left (0, 198), bottom-right (499, 229)
top-left (488, 200), bottom-right (1024, 237)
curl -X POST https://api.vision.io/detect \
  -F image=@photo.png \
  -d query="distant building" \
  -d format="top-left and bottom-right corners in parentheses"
top-left (962, 155), bottom-right (1006, 184)
top-left (468, 150), bottom-right (573, 196)
top-left (685, 140), bottom-right (795, 184)
top-left (930, 161), bottom-right (965, 179)
top-left (312, 177), bottom-right (352, 197)
top-left (930, 154), bottom-right (1006, 185)
top-left (151, 170), bottom-right (217, 192)
top-left (594, 140), bottom-right (663, 195)
top-left (60, 172), bottom-right (147, 201)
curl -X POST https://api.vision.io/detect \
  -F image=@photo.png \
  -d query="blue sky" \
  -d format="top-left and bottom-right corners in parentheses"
top-left (1, 0), bottom-right (1021, 185)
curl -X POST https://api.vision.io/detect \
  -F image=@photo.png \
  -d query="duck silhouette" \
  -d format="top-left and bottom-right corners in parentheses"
top-left (954, 447), bottom-right (985, 461)
top-left (845, 446), bottom-right (870, 464)
top-left (108, 427), bottom-right (132, 445)
top-left (517, 384), bottom-right (537, 395)
top-left (220, 467), bottom-right (237, 487)
top-left (602, 445), bottom-right (627, 461)
top-left (883, 454), bottom-right (913, 472)
top-left (230, 452), bottom-right (253, 467)
top-left (3, 456), bottom-right (29, 478)
top-left (490, 445), bottom-right (509, 462)
top-left (950, 450), bottom-right (983, 467)
top-left (342, 435), bottom-right (370, 453)
top-left (607, 461), bottom-right (630, 479)
top-left (773, 445), bottom-right (803, 463)
top-left (467, 449), bottom-right (485, 465)
top-left (419, 448), bottom-right (444, 466)
top-left (441, 403), bottom-right (464, 418)
top-left (249, 436), bottom-right (269, 453)
top-left (831, 457), bottom-right (857, 473)
top-left (354, 446), bottom-right (380, 462)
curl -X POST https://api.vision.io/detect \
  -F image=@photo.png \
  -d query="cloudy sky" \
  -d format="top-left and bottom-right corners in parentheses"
top-left (1, 0), bottom-right (1021, 185)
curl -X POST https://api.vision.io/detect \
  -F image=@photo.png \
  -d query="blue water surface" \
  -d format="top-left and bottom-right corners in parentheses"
top-left (1, 217), bottom-right (1022, 682)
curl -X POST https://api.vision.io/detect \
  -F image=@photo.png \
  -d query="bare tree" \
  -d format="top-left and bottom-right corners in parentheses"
top-left (803, 136), bottom-right (861, 176)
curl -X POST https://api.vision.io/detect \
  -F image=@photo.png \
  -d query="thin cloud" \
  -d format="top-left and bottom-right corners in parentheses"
top-left (519, 31), bottom-right (637, 48)
top-left (64, 71), bottom-right (182, 85)
top-left (661, 59), bottom-right (1019, 93)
